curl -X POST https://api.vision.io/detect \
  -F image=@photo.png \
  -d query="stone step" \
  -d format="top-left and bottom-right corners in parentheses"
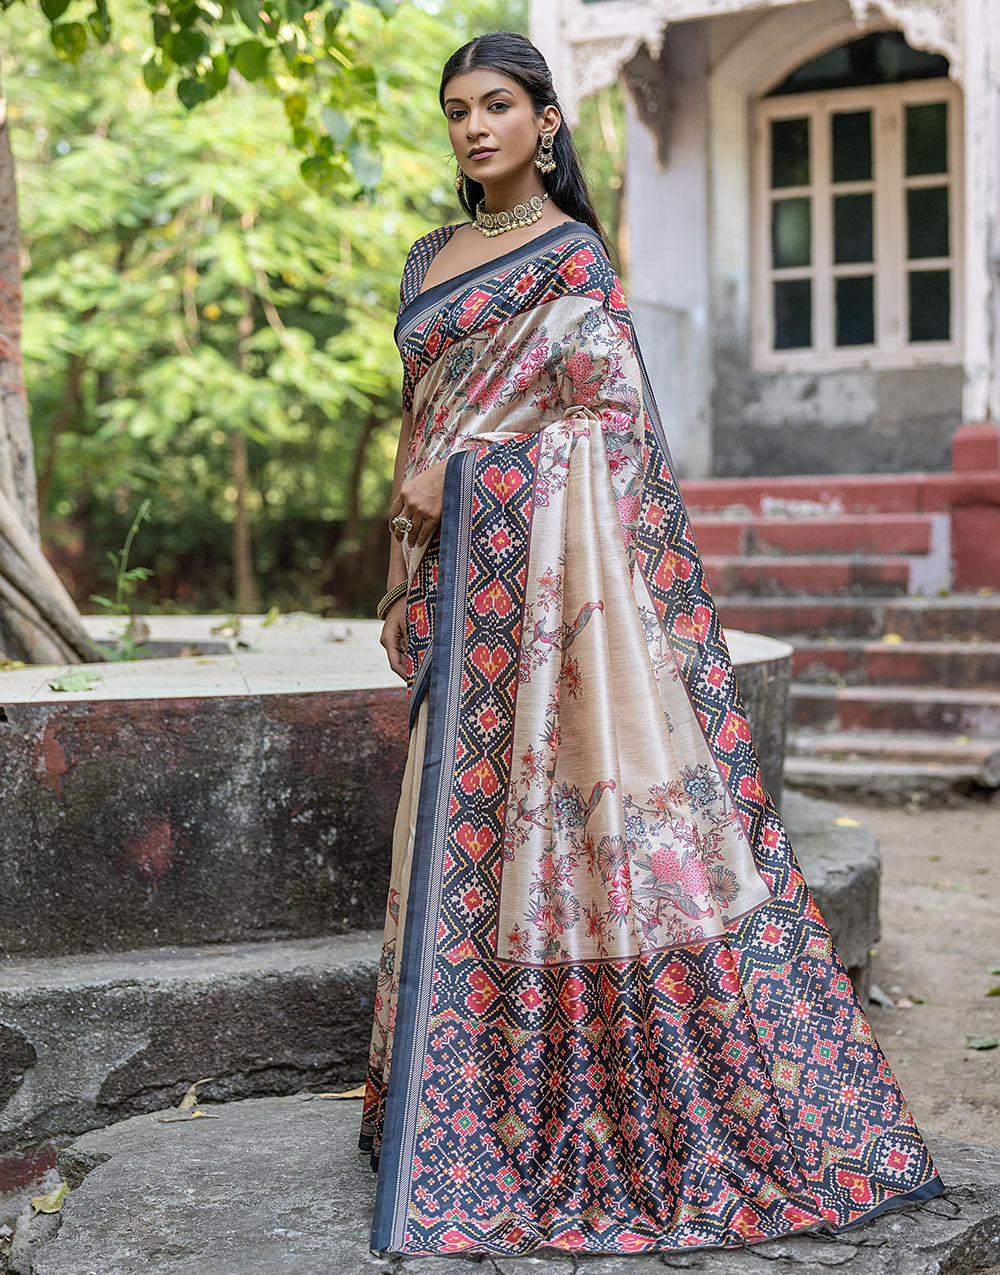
top-left (11, 1099), bottom-right (1000, 1275)
top-left (715, 595), bottom-right (1000, 641)
top-left (0, 933), bottom-right (381, 1198)
top-left (791, 638), bottom-right (1000, 687)
top-left (703, 554), bottom-right (913, 597)
top-left (790, 728), bottom-right (1000, 769)
top-left (0, 794), bottom-right (879, 1203)
top-left (785, 756), bottom-right (995, 804)
top-left (790, 683), bottom-right (1000, 736)
top-left (692, 513), bottom-right (936, 557)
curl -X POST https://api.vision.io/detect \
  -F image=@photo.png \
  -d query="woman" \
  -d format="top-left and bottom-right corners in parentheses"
top-left (360, 29), bottom-right (943, 1259)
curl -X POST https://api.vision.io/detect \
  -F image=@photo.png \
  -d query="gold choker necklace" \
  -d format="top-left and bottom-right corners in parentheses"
top-left (474, 193), bottom-right (548, 238)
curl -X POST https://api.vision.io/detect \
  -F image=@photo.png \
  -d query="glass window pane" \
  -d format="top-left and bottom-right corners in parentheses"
top-left (772, 197), bottom-right (811, 268)
top-left (906, 102), bottom-right (948, 175)
top-left (907, 186), bottom-right (949, 258)
top-left (771, 118), bottom-right (810, 187)
top-left (908, 269), bottom-right (950, 341)
top-left (774, 279), bottom-right (812, 349)
top-left (836, 276), bottom-right (875, 345)
top-left (832, 111), bottom-right (872, 182)
top-left (833, 193), bottom-right (873, 263)
top-left (767, 31), bottom-right (950, 95)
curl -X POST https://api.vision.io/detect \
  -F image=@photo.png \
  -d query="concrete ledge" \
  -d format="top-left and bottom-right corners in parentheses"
top-left (11, 1095), bottom-right (998, 1275)
top-left (1, 618), bottom-right (791, 958)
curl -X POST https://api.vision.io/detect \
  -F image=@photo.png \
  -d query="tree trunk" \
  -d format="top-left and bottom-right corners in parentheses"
top-left (0, 54), bottom-right (104, 664)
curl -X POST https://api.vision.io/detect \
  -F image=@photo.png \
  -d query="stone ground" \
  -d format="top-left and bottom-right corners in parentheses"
top-left (4, 800), bottom-right (998, 1273)
top-left (8, 1097), bottom-right (1000, 1275)
top-left (841, 800), bottom-right (1000, 1148)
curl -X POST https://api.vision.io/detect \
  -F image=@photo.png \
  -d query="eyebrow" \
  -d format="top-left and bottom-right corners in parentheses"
top-left (443, 87), bottom-right (514, 106)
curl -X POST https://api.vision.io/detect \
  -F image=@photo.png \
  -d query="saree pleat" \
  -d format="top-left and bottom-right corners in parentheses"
top-left (360, 219), bottom-right (944, 1256)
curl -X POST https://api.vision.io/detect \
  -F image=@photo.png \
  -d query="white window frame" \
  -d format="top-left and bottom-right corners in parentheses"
top-left (751, 77), bottom-right (963, 371)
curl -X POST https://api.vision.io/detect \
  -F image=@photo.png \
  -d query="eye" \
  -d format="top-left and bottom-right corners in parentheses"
top-left (489, 102), bottom-right (508, 110)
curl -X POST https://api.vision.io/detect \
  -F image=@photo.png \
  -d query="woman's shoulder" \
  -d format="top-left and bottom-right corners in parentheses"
top-left (397, 223), bottom-right (467, 305)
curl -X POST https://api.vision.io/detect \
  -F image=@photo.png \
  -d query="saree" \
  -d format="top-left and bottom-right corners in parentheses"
top-left (359, 218), bottom-right (944, 1257)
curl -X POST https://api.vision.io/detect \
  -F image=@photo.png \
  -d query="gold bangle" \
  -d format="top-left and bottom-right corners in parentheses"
top-left (376, 580), bottom-right (407, 620)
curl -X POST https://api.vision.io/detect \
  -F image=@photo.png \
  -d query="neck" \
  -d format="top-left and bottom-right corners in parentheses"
top-left (479, 173), bottom-right (547, 211)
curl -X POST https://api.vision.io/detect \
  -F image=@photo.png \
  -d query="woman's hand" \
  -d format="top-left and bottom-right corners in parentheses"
top-left (388, 457), bottom-right (450, 547)
top-left (380, 593), bottom-right (407, 680)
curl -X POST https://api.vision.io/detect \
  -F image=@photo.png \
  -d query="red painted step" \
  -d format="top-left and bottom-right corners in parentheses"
top-left (717, 596), bottom-right (1000, 641)
top-left (790, 683), bottom-right (1000, 736)
top-left (691, 514), bottom-right (934, 557)
top-left (791, 639), bottom-right (1000, 687)
top-left (704, 555), bottom-right (912, 597)
top-left (680, 471), bottom-right (1000, 516)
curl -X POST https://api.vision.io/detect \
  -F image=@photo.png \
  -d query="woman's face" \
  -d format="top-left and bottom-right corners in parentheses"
top-left (444, 68), bottom-right (551, 182)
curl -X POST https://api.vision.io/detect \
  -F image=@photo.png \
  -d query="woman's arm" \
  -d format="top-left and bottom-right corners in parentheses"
top-left (380, 406), bottom-right (413, 680)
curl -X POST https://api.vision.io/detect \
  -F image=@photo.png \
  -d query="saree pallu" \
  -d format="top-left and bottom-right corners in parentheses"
top-left (359, 219), bottom-right (943, 1256)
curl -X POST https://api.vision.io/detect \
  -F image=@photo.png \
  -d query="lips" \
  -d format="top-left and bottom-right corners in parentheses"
top-left (468, 148), bottom-right (497, 159)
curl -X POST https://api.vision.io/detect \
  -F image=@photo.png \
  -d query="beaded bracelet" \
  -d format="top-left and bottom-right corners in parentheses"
top-left (376, 580), bottom-right (407, 620)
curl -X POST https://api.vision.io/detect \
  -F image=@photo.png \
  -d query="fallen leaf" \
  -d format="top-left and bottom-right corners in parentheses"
top-left (0, 659), bottom-right (26, 671)
top-left (965, 1036), bottom-right (999, 1051)
top-left (30, 1180), bottom-right (69, 1214)
top-left (178, 1077), bottom-right (217, 1109)
top-left (833, 815), bottom-right (861, 827)
top-left (881, 633), bottom-right (904, 644)
top-left (157, 1110), bottom-right (219, 1122)
top-left (261, 606), bottom-right (281, 627)
top-left (986, 986), bottom-right (1000, 998)
top-left (910, 996), bottom-right (928, 1004)
top-left (47, 669), bottom-right (102, 693)
top-left (988, 965), bottom-right (1000, 975)
top-left (299, 1083), bottom-right (367, 1101)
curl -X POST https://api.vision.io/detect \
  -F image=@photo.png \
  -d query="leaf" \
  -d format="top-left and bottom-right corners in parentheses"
top-left (40, 0), bottom-right (72, 19)
top-left (833, 815), bottom-right (861, 828)
top-left (158, 1110), bottom-right (219, 1122)
top-left (49, 20), bottom-right (89, 61)
top-left (141, 53), bottom-right (170, 92)
top-left (299, 1083), bottom-right (366, 1100)
top-left (47, 669), bottom-right (102, 693)
top-left (178, 1077), bottom-right (217, 1109)
top-left (234, 0), bottom-right (262, 31)
top-left (231, 39), bottom-right (270, 81)
top-left (346, 139), bottom-right (381, 189)
top-left (261, 605), bottom-right (281, 627)
top-left (177, 78), bottom-right (213, 109)
top-left (986, 985), bottom-right (1000, 998)
top-left (988, 966), bottom-right (1000, 975)
top-left (321, 107), bottom-right (350, 144)
top-left (966, 1036), bottom-right (999, 1050)
top-left (30, 1180), bottom-right (69, 1215)
top-left (881, 632), bottom-right (904, 645)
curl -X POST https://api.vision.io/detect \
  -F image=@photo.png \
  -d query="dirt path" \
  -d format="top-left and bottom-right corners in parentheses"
top-left (838, 799), bottom-right (1000, 1148)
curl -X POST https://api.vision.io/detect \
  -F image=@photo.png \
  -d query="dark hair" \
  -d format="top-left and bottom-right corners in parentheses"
top-left (439, 31), bottom-right (615, 266)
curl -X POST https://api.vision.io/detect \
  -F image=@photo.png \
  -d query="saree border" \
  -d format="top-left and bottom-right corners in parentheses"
top-left (394, 219), bottom-right (593, 345)
top-left (371, 446), bottom-right (477, 1255)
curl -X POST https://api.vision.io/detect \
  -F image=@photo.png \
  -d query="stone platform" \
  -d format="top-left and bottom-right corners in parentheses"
top-left (9, 1096), bottom-right (999, 1275)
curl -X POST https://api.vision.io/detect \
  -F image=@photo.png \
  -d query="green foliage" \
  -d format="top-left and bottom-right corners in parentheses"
top-left (6, 0), bottom-right (625, 615)
top-left (9, 0), bottom-right (403, 192)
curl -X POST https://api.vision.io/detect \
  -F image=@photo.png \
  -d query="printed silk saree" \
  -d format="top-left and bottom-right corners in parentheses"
top-left (359, 218), bottom-right (943, 1256)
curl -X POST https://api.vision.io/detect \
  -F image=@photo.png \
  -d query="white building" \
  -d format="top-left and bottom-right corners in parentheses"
top-left (530, 0), bottom-right (999, 479)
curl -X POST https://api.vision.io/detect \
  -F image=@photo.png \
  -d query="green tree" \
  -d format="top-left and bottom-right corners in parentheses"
top-left (0, 0), bottom-right (400, 660)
